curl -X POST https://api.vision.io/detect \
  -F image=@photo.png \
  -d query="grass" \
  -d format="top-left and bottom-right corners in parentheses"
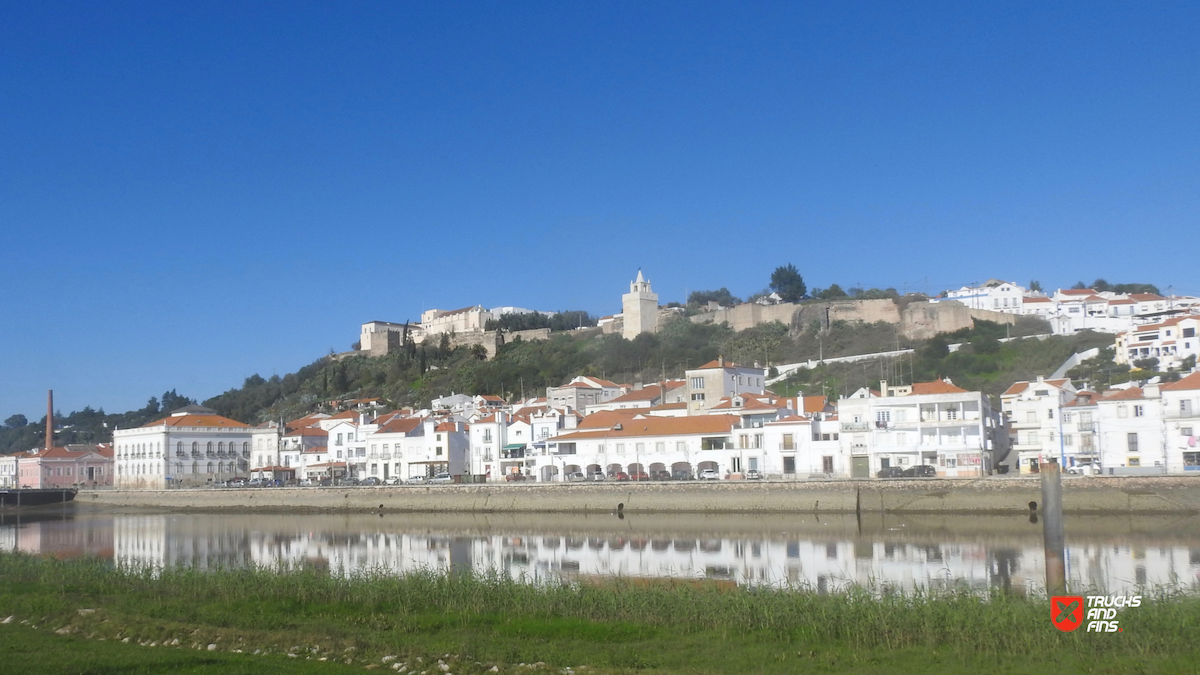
top-left (1, 552), bottom-right (1198, 674)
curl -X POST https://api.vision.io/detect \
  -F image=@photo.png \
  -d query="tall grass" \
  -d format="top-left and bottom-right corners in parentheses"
top-left (2, 552), bottom-right (1197, 661)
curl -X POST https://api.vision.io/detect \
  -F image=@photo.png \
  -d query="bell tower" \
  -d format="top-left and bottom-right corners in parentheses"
top-left (622, 270), bottom-right (659, 340)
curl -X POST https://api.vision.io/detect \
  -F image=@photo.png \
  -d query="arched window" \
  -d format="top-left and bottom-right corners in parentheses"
top-left (242, 442), bottom-right (250, 454)
top-left (191, 461), bottom-right (198, 474)
top-left (207, 442), bottom-right (214, 453)
top-left (177, 442), bottom-right (183, 455)
top-left (206, 462), bottom-right (214, 474)
top-left (192, 442), bottom-right (199, 455)
top-left (218, 442), bottom-right (225, 454)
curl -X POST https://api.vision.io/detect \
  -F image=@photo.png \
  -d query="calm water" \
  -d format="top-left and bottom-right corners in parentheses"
top-left (3, 506), bottom-right (1199, 595)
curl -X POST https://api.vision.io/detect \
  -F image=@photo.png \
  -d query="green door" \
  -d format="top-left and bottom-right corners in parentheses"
top-left (851, 456), bottom-right (870, 478)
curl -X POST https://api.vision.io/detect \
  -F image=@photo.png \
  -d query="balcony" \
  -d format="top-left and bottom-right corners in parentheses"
top-left (1164, 410), bottom-right (1200, 421)
top-left (1078, 422), bottom-right (1096, 431)
top-left (841, 422), bottom-right (870, 431)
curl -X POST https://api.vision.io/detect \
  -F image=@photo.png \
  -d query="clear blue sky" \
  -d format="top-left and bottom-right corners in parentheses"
top-left (2, 2), bottom-right (1198, 419)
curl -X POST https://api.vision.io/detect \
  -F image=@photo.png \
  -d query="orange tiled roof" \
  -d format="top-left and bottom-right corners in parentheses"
top-left (554, 415), bottom-right (741, 441)
top-left (1100, 387), bottom-right (1145, 401)
top-left (577, 410), bottom-right (641, 429)
top-left (1162, 372), bottom-right (1200, 392)
top-left (143, 414), bottom-right (249, 429)
top-left (284, 427), bottom-right (328, 437)
top-left (1001, 379), bottom-right (1069, 396)
top-left (377, 418), bottom-right (422, 434)
top-left (802, 395), bottom-right (829, 413)
top-left (909, 380), bottom-right (968, 395)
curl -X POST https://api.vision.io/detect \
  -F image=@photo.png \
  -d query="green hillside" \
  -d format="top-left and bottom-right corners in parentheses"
top-left (0, 315), bottom-right (1127, 454)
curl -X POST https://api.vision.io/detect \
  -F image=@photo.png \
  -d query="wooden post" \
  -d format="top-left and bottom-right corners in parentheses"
top-left (1040, 460), bottom-right (1066, 595)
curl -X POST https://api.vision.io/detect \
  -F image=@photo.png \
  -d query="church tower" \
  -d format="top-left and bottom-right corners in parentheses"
top-left (622, 270), bottom-right (659, 340)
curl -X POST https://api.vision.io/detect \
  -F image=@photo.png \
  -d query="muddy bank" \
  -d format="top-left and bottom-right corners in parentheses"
top-left (80, 476), bottom-right (1200, 515)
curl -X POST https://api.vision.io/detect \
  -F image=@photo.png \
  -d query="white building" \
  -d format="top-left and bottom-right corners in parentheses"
top-left (1001, 377), bottom-right (1088, 474)
top-left (1160, 372), bottom-right (1200, 473)
top-left (837, 380), bottom-right (1006, 478)
top-left (1115, 316), bottom-right (1200, 370)
top-left (938, 280), bottom-right (1027, 312)
top-left (547, 413), bottom-right (748, 479)
top-left (0, 454), bottom-right (16, 488)
top-left (112, 405), bottom-right (279, 489)
top-left (1095, 386), bottom-right (1166, 474)
top-left (420, 306), bottom-right (492, 336)
top-left (685, 358), bottom-right (767, 414)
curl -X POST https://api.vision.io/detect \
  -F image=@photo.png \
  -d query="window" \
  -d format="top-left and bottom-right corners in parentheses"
top-left (1181, 400), bottom-right (1193, 415)
top-left (1185, 327), bottom-right (1196, 338)
top-left (690, 377), bottom-right (704, 389)
top-left (1128, 457), bottom-right (1141, 467)
top-left (945, 407), bottom-right (958, 421)
top-left (676, 441), bottom-right (685, 452)
top-left (616, 443), bottom-right (625, 455)
top-left (635, 443), bottom-right (644, 455)
top-left (691, 393), bottom-right (705, 401)
top-left (1183, 428), bottom-right (1194, 437)
top-left (1026, 431), bottom-right (1039, 445)
top-left (876, 410), bottom-right (891, 423)
top-left (1118, 406), bottom-right (1128, 418)
top-left (1026, 411), bottom-right (1037, 423)
top-left (1184, 452), bottom-right (1200, 468)
top-left (336, 433), bottom-right (343, 445)
top-left (782, 434), bottom-right (794, 450)
top-left (1127, 433), bottom-right (1139, 453)
top-left (655, 442), bottom-right (665, 453)
top-left (897, 432), bottom-right (907, 445)
top-left (1063, 412), bottom-right (1072, 424)
top-left (1047, 409), bottom-right (1054, 420)
top-left (1133, 405), bottom-right (1144, 418)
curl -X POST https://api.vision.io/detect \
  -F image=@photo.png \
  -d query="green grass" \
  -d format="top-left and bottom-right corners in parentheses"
top-left (1, 552), bottom-right (1198, 674)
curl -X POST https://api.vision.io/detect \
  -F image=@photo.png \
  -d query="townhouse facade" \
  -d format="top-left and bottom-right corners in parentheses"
top-left (684, 359), bottom-right (767, 414)
top-left (837, 379), bottom-right (1006, 478)
top-left (1115, 316), bottom-right (1200, 370)
top-left (10, 444), bottom-right (113, 489)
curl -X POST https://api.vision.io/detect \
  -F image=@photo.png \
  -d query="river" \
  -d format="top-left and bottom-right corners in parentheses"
top-left (2, 505), bottom-right (1199, 595)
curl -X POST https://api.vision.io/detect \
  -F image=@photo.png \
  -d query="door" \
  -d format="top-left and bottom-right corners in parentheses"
top-left (851, 456), bottom-right (870, 478)
top-left (822, 456), bottom-right (834, 474)
top-left (87, 467), bottom-right (95, 481)
top-left (783, 457), bottom-right (796, 474)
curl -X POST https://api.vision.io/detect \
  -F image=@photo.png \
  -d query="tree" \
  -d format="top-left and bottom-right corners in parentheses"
top-left (687, 288), bottom-right (740, 307)
top-left (813, 284), bottom-right (848, 301)
top-left (1071, 281), bottom-right (1087, 290)
top-left (4, 414), bottom-right (26, 429)
top-left (769, 264), bottom-right (806, 302)
top-left (1029, 280), bottom-right (1042, 293)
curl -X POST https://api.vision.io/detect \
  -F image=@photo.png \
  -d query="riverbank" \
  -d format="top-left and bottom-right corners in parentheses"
top-left (79, 475), bottom-right (1200, 514)
top-left (2, 552), bottom-right (1198, 675)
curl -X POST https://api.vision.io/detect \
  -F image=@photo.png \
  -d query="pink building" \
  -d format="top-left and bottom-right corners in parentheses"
top-left (16, 444), bottom-right (114, 489)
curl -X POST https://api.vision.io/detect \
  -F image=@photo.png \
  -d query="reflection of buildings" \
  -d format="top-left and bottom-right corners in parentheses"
top-left (0, 514), bottom-right (114, 558)
top-left (5, 513), bottom-right (1198, 596)
top-left (83, 516), bottom-right (1200, 596)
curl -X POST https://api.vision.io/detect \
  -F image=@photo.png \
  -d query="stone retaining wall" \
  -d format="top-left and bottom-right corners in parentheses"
top-left (82, 476), bottom-right (1200, 515)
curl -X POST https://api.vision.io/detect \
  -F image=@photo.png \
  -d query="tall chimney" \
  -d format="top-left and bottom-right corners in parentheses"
top-left (46, 389), bottom-right (54, 451)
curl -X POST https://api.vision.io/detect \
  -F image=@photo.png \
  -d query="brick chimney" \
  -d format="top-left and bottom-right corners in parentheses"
top-left (45, 389), bottom-right (53, 452)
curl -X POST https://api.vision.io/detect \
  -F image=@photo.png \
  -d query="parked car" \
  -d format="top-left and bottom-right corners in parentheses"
top-left (588, 472), bottom-right (606, 482)
top-left (360, 477), bottom-right (382, 486)
top-left (248, 478), bottom-right (267, 487)
top-left (318, 477), bottom-right (334, 487)
top-left (405, 475), bottom-right (427, 485)
top-left (226, 477), bottom-right (248, 487)
top-left (1067, 462), bottom-right (1100, 475)
top-left (745, 469), bottom-right (763, 480)
top-left (877, 467), bottom-right (905, 479)
top-left (651, 470), bottom-right (672, 481)
top-left (630, 471), bottom-right (650, 481)
top-left (383, 476), bottom-right (403, 485)
top-left (902, 465), bottom-right (937, 478)
top-left (341, 477), bottom-right (361, 486)
top-left (430, 473), bottom-right (454, 483)
top-left (505, 472), bottom-right (527, 482)
top-left (698, 469), bottom-right (720, 481)
top-left (565, 471), bottom-right (586, 482)
top-left (672, 469), bottom-right (693, 481)
top-left (610, 471), bottom-right (630, 482)
top-left (299, 478), bottom-right (315, 487)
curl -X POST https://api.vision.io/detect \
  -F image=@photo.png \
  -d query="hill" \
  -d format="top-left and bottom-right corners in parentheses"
top-left (0, 316), bottom-right (1126, 453)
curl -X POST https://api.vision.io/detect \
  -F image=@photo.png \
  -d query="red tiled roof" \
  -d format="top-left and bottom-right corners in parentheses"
top-left (554, 415), bottom-right (741, 441)
top-left (302, 445), bottom-right (329, 454)
top-left (1060, 289), bottom-right (1096, 296)
top-left (284, 427), bottom-right (328, 437)
top-left (1100, 387), bottom-right (1145, 401)
top-left (577, 410), bottom-right (642, 429)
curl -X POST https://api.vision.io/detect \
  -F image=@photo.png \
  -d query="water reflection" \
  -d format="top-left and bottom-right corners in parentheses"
top-left (2, 508), bottom-right (1199, 595)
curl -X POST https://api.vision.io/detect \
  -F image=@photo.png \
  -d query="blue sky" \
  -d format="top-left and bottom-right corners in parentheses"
top-left (2, 2), bottom-right (1198, 419)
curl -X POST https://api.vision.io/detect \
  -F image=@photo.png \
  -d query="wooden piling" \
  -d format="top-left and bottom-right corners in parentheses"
top-left (1040, 460), bottom-right (1066, 594)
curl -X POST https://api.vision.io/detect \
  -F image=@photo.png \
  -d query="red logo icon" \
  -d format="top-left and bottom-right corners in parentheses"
top-left (1051, 596), bottom-right (1084, 632)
